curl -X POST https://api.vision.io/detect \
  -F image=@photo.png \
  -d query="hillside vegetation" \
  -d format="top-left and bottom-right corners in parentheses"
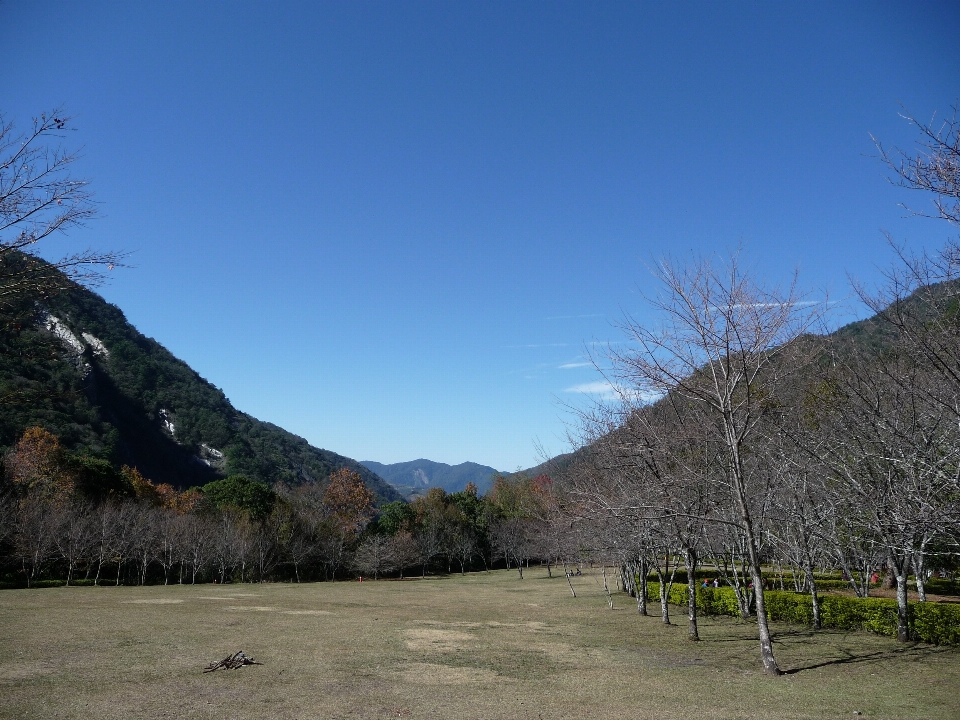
top-left (0, 269), bottom-right (398, 501)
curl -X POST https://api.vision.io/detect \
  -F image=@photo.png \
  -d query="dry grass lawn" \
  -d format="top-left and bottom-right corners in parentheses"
top-left (1, 568), bottom-right (957, 719)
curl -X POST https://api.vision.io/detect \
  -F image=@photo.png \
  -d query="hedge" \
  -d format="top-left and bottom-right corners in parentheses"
top-left (643, 582), bottom-right (960, 645)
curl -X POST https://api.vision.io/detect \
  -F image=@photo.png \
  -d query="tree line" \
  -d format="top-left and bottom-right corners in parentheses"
top-left (0, 426), bottom-right (565, 587)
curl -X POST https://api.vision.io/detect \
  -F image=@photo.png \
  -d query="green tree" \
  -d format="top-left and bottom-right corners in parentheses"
top-left (373, 500), bottom-right (414, 536)
top-left (200, 475), bottom-right (276, 520)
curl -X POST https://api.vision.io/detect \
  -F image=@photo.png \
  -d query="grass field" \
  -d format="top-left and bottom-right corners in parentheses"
top-left (1, 568), bottom-right (957, 720)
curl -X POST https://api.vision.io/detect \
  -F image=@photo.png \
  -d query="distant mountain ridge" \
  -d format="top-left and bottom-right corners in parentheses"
top-left (0, 266), bottom-right (400, 502)
top-left (360, 458), bottom-right (502, 498)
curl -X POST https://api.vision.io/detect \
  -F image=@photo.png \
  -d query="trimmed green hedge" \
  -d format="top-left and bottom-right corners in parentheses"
top-left (925, 578), bottom-right (960, 596)
top-left (643, 582), bottom-right (960, 645)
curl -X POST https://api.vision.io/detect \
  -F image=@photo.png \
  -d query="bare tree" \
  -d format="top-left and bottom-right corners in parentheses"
top-left (131, 504), bottom-right (161, 585)
top-left (180, 513), bottom-right (213, 584)
top-left (490, 517), bottom-right (531, 578)
top-left (155, 509), bottom-right (183, 585)
top-left (285, 523), bottom-right (319, 583)
top-left (389, 531), bottom-right (420, 580)
top-left (447, 516), bottom-right (478, 576)
top-left (109, 502), bottom-right (137, 586)
top-left (873, 105), bottom-right (960, 227)
top-left (819, 343), bottom-right (960, 640)
top-left (0, 109), bottom-right (125, 311)
top-left (352, 535), bottom-right (397, 579)
top-left (55, 500), bottom-right (96, 586)
top-left (13, 497), bottom-right (61, 586)
top-left (600, 254), bottom-right (823, 675)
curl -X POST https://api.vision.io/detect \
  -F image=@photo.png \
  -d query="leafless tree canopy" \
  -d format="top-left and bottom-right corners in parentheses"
top-left (0, 109), bottom-right (126, 311)
top-left (873, 105), bottom-right (960, 227)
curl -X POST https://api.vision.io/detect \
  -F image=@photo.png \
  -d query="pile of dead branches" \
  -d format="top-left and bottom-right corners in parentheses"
top-left (203, 651), bottom-right (263, 672)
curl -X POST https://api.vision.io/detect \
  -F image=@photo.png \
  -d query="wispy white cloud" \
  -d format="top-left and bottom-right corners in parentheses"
top-left (558, 362), bottom-right (592, 369)
top-left (563, 381), bottom-right (663, 404)
top-left (712, 300), bottom-right (832, 311)
top-left (502, 343), bottom-right (571, 349)
top-left (564, 381), bottom-right (619, 398)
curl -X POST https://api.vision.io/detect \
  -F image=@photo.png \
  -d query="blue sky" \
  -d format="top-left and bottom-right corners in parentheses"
top-left (2, 2), bottom-right (958, 470)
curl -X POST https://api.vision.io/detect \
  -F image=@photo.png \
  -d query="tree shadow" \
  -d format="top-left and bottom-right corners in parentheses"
top-left (780, 639), bottom-right (950, 675)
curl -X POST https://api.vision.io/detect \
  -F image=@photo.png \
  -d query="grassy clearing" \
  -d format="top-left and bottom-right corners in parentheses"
top-left (1, 568), bottom-right (956, 720)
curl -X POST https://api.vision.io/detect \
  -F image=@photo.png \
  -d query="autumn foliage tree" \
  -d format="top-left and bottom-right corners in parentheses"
top-left (323, 468), bottom-right (375, 534)
top-left (5, 426), bottom-right (74, 501)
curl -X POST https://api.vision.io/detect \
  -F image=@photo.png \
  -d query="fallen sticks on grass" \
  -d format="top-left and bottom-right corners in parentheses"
top-left (203, 651), bottom-right (263, 672)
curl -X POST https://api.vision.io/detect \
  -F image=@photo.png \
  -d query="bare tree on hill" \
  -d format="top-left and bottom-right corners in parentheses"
top-left (595, 254), bottom-right (824, 675)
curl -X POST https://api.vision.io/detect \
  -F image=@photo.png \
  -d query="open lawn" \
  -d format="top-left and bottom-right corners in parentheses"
top-left (1, 568), bottom-right (957, 720)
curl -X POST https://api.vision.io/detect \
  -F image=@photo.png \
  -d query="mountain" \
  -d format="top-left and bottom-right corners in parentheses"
top-left (0, 273), bottom-right (400, 502)
top-left (360, 458), bottom-right (502, 498)
top-left (524, 282), bottom-right (957, 481)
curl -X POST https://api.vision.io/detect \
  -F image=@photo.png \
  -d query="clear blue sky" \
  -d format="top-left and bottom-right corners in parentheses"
top-left (2, 2), bottom-right (958, 470)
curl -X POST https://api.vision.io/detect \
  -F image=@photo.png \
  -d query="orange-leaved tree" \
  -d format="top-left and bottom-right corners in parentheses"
top-left (322, 468), bottom-right (375, 535)
top-left (5, 427), bottom-right (74, 501)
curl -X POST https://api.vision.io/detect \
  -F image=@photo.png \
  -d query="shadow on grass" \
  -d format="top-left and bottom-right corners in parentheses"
top-left (775, 630), bottom-right (953, 675)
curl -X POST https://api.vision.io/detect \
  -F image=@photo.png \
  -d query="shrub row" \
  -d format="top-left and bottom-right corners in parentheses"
top-left (643, 582), bottom-right (960, 645)
top-left (924, 577), bottom-right (960, 596)
top-left (645, 570), bottom-right (851, 588)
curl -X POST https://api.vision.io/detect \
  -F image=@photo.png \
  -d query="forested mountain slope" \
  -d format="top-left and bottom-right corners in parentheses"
top-left (0, 276), bottom-right (399, 501)
top-left (360, 458), bottom-right (502, 497)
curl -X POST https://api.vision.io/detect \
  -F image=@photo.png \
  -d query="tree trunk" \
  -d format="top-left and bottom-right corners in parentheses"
top-left (912, 553), bottom-right (927, 602)
top-left (730, 442), bottom-right (781, 675)
top-left (750, 566), bottom-right (781, 676)
top-left (638, 557), bottom-right (648, 616)
top-left (685, 547), bottom-right (699, 641)
top-left (807, 564), bottom-right (821, 630)
top-left (658, 575), bottom-right (671, 625)
top-left (602, 565), bottom-right (613, 609)
top-left (892, 555), bottom-right (911, 642)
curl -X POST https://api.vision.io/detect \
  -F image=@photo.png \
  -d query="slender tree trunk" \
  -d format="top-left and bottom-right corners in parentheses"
top-left (658, 574), bottom-right (671, 625)
top-left (729, 440), bottom-right (781, 675)
top-left (638, 556), bottom-right (648, 616)
top-left (685, 546), bottom-right (699, 641)
top-left (892, 555), bottom-right (911, 642)
top-left (912, 553), bottom-right (927, 602)
top-left (750, 565), bottom-right (781, 675)
top-left (807, 563), bottom-right (821, 630)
